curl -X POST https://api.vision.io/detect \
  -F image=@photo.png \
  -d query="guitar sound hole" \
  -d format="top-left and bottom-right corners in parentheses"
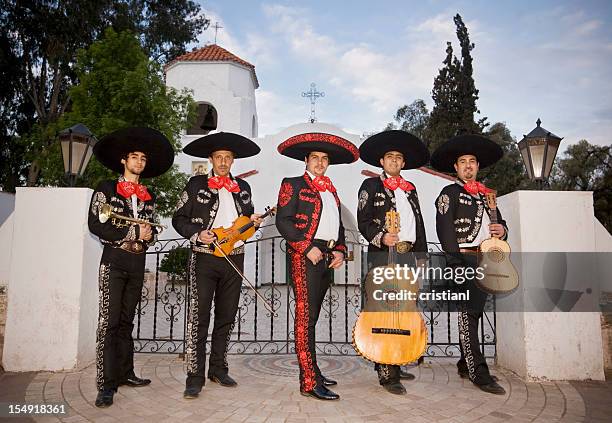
top-left (488, 249), bottom-right (505, 263)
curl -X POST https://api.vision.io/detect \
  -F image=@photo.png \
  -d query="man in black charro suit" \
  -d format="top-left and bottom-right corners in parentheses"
top-left (173, 132), bottom-right (262, 399)
top-left (88, 127), bottom-right (174, 408)
top-left (431, 134), bottom-right (508, 395)
top-left (357, 130), bottom-right (429, 395)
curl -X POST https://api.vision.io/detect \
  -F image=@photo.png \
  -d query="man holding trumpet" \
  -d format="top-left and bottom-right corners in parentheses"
top-left (88, 127), bottom-right (174, 408)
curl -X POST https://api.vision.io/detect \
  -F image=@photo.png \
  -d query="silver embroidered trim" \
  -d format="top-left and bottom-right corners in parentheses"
top-left (223, 320), bottom-right (236, 369)
top-left (186, 253), bottom-right (199, 374)
top-left (119, 225), bottom-right (137, 243)
top-left (176, 191), bottom-right (189, 210)
top-left (191, 217), bottom-right (204, 224)
top-left (196, 189), bottom-right (212, 204)
top-left (189, 232), bottom-right (200, 245)
top-left (358, 190), bottom-right (369, 211)
top-left (458, 311), bottom-right (476, 382)
top-left (91, 192), bottom-right (107, 216)
top-left (437, 194), bottom-right (450, 215)
top-left (371, 231), bottom-right (384, 248)
top-left (240, 190), bottom-right (251, 205)
top-left (96, 263), bottom-right (111, 390)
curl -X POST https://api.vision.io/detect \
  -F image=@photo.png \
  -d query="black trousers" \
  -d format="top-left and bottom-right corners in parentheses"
top-left (96, 247), bottom-right (145, 391)
top-left (185, 252), bottom-right (243, 388)
top-left (289, 243), bottom-right (333, 391)
top-left (367, 250), bottom-right (418, 385)
top-left (455, 263), bottom-right (494, 386)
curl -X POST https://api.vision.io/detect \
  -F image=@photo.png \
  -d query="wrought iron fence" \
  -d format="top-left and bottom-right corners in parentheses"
top-left (134, 230), bottom-right (496, 359)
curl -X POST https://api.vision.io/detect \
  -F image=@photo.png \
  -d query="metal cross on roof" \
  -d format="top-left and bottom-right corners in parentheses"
top-left (301, 82), bottom-right (325, 123)
top-left (213, 22), bottom-right (223, 44)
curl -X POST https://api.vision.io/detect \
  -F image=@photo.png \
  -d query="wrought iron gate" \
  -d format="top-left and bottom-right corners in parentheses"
top-left (134, 233), bottom-right (496, 358)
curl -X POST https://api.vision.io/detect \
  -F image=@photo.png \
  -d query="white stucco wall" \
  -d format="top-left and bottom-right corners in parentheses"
top-left (2, 188), bottom-right (100, 371)
top-left (496, 190), bottom-right (606, 381)
top-left (0, 192), bottom-right (15, 288)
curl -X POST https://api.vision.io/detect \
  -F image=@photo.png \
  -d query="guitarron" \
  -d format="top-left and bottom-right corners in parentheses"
top-left (352, 210), bottom-right (427, 365)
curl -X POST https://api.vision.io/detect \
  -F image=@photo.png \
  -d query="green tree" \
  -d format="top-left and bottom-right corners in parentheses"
top-left (479, 122), bottom-right (534, 195)
top-left (425, 14), bottom-right (487, 153)
top-left (386, 99), bottom-right (430, 142)
top-left (37, 29), bottom-right (195, 216)
top-left (160, 247), bottom-right (190, 281)
top-left (0, 0), bottom-right (209, 190)
top-left (550, 140), bottom-right (612, 232)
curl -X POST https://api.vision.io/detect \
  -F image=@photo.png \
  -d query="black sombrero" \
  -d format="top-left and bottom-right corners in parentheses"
top-left (277, 132), bottom-right (359, 164)
top-left (430, 134), bottom-right (503, 173)
top-left (93, 127), bottom-right (174, 178)
top-left (359, 130), bottom-right (430, 169)
top-left (183, 132), bottom-right (260, 159)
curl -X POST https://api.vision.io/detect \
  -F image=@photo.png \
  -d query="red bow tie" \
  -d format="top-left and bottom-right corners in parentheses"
top-left (117, 181), bottom-right (152, 201)
top-left (208, 175), bottom-right (240, 193)
top-left (312, 175), bottom-right (336, 193)
top-left (383, 176), bottom-right (415, 191)
top-left (463, 180), bottom-right (490, 196)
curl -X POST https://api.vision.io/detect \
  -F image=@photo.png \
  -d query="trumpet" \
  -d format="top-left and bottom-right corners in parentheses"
top-left (98, 203), bottom-right (167, 229)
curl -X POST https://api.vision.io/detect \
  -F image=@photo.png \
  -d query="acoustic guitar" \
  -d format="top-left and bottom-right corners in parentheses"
top-left (477, 192), bottom-right (519, 294)
top-left (352, 210), bottom-right (427, 365)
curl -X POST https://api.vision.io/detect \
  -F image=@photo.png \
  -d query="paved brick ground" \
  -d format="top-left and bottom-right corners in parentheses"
top-left (1, 354), bottom-right (610, 422)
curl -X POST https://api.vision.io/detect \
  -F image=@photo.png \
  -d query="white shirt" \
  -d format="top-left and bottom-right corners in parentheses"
top-left (386, 173), bottom-right (416, 243)
top-left (459, 196), bottom-right (491, 248)
top-left (211, 181), bottom-right (242, 247)
top-left (131, 194), bottom-right (138, 219)
top-left (307, 171), bottom-right (340, 241)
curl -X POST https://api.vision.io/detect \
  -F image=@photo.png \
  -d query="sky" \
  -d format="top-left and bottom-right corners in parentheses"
top-left (192, 0), bottom-right (612, 151)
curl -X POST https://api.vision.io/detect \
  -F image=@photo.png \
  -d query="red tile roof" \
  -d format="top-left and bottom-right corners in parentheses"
top-left (166, 44), bottom-right (259, 87)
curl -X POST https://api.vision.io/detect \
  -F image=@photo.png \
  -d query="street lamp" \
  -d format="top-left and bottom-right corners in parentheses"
top-left (58, 124), bottom-right (97, 187)
top-left (518, 118), bottom-right (563, 189)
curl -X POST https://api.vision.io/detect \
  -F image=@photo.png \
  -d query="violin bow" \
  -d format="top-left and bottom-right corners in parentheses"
top-left (211, 240), bottom-right (275, 314)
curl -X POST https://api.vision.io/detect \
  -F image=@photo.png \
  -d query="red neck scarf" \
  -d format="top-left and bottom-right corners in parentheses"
top-left (463, 180), bottom-right (490, 196)
top-left (383, 175), bottom-right (415, 192)
top-left (208, 175), bottom-right (240, 193)
top-left (117, 181), bottom-right (151, 201)
top-left (311, 175), bottom-right (336, 193)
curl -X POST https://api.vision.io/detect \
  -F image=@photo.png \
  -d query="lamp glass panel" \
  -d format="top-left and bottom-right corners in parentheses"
top-left (519, 143), bottom-right (533, 179)
top-left (544, 141), bottom-right (560, 179)
top-left (529, 143), bottom-right (545, 179)
top-left (60, 139), bottom-right (71, 173)
top-left (69, 141), bottom-right (89, 174)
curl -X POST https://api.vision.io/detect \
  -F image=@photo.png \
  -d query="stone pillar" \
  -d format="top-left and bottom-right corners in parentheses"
top-left (496, 191), bottom-right (606, 381)
top-left (2, 188), bottom-right (101, 371)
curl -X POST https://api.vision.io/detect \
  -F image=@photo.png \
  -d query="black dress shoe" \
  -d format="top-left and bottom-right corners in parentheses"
top-left (95, 389), bottom-right (115, 408)
top-left (477, 381), bottom-right (506, 395)
top-left (399, 369), bottom-right (416, 380)
top-left (382, 382), bottom-right (406, 395)
top-left (458, 370), bottom-right (499, 382)
top-left (183, 386), bottom-right (202, 399)
top-left (321, 375), bottom-right (337, 386)
top-left (120, 376), bottom-right (151, 387)
top-left (300, 385), bottom-right (340, 400)
top-left (209, 373), bottom-right (237, 387)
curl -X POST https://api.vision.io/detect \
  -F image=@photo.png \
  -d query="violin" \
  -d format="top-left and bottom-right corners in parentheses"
top-left (211, 206), bottom-right (276, 257)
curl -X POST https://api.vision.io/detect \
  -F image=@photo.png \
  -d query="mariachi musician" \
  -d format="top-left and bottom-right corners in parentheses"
top-left (431, 134), bottom-right (507, 395)
top-left (275, 131), bottom-right (359, 400)
top-left (172, 132), bottom-right (262, 399)
top-left (357, 130), bottom-right (429, 395)
top-left (88, 127), bottom-right (174, 407)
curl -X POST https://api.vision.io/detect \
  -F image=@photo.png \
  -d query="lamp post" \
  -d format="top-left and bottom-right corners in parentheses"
top-left (518, 118), bottom-right (563, 189)
top-left (58, 124), bottom-right (97, 187)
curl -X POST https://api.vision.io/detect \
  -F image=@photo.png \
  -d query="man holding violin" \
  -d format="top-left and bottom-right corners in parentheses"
top-left (275, 131), bottom-right (359, 400)
top-left (88, 127), bottom-right (174, 407)
top-left (172, 132), bottom-right (262, 399)
top-left (357, 130), bottom-right (429, 395)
